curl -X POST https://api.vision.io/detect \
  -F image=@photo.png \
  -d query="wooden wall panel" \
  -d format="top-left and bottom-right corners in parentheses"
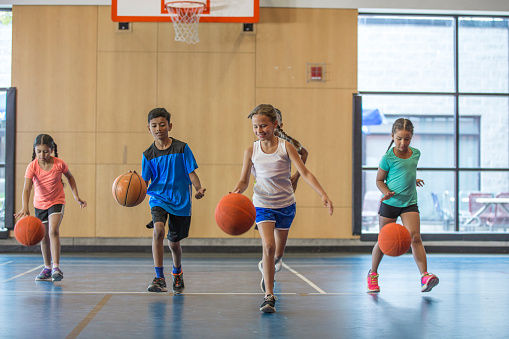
top-left (12, 5), bottom-right (357, 239)
top-left (16, 132), bottom-right (96, 166)
top-left (98, 6), bottom-right (157, 52)
top-left (12, 6), bottom-right (97, 133)
top-left (95, 165), bottom-right (150, 237)
top-left (158, 22), bottom-right (255, 53)
top-left (157, 52), bottom-right (255, 164)
top-left (96, 132), bottom-right (154, 165)
top-left (255, 88), bottom-right (354, 209)
top-left (97, 52), bottom-right (157, 132)
top-left (256, 8), bottom-right (357, 89)
top-left (290, 207), bottom-right (352, 238)
top-left (188, 165), bottom-right (255, 238)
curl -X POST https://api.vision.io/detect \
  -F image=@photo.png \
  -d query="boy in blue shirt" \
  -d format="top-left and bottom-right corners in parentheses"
top-left (142, 108), bottom-right (206, 293)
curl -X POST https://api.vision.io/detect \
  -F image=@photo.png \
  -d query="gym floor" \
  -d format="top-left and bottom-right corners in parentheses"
top-left (1, 253), bottom-right (508, 338)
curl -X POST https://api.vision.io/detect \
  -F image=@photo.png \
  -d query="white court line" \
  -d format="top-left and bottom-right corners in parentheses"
top-left (4, 291), bottom-right (298, 295)
top-left (0, 261), bottom-right (13, 266)
top-left (283, 262), bottom-right (327, 294)
top-left (2, 265), bottom-right (43, 282)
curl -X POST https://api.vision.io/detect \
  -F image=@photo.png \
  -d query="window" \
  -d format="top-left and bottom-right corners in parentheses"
top-left (357, 14), bottom-right (509, 236)
top-left (0, 9), bottom-right (12, 232)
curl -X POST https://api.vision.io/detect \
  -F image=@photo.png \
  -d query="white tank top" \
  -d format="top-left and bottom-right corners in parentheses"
top-left (251, 138), bottom-right (295, 208)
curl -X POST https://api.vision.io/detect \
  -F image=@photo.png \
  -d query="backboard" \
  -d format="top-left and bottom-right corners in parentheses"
top-left (112, 0), bottom-right (259, 23)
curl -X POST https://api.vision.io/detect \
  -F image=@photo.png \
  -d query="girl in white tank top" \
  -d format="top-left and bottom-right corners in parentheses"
top-left (232, 104), bottom-right (333, 313)
top-left (251, 137), bottom-right (295, 209)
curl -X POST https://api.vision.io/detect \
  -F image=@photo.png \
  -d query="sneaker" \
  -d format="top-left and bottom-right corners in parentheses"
top-left (51, 268), bottom-right (63, 282)
top-left (35, 268), bottom-right (52, 281)
top-left (260, 275), bottom-right (266, 293)
top-left (147, 277), bottom-right (167, 292)
top-left (172, 272), bottom-right (185, 293)
top-left (421, 272), bottom-right (439, 292)
top-left (258, 258), bottom-right (283, 273)
top-left (146, 220), bottom-right (154, 229)
top-left (367, 270), bottom-right (380, 293)
top-left (260, 294), bottom-right (277, 313)
top-left (275, 257), bottom-right (283, 272)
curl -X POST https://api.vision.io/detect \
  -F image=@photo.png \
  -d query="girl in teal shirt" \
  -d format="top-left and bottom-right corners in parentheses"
top-left (367, 118), bottom-right (439, 293)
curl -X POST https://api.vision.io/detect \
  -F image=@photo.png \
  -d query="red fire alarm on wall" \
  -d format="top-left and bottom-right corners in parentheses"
top-left (306, 63), bottom-right (326, 82)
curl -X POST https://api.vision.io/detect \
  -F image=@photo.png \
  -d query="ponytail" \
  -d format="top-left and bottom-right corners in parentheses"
top-left (276, 127), bottom-right (303, 152)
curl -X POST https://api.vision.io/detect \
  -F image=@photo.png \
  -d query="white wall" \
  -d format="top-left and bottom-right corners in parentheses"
top-left (1, 0), bottom-right (509, 13)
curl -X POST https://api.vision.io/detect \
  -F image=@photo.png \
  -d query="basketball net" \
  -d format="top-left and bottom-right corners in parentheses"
top-left (166, 1), bottom-right (206, 44)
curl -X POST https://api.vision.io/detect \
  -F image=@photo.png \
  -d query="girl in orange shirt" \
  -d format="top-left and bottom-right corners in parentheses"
top-left (15, 134), bottom-right (86, 282)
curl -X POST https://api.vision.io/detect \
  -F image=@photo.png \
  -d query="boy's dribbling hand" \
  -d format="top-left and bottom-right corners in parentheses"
top-left (381, 191), bottom-right (395, 201)
top-left (322, 195), bottom-right (334, 215)
top-left (195, 188), bottom-right (206, 199)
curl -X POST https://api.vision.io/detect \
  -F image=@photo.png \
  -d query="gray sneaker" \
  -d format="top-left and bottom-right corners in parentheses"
top-left (51, 268), bottom-right (63, 282)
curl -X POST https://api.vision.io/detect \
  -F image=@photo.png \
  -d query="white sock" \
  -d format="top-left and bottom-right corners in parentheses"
top-left (52, 263), bottom-right (59, 269)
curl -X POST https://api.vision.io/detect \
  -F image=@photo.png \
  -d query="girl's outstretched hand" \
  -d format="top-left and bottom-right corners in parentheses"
top-left (322, 195), bottom-right (334, 215)
top-left (381, 191), bottom-right (395, 201)
top-left (76, 198), bottom-right (87, 208)
top-left (195, 188), bottom-right (206, 199)
top-left (14, 209), bottom-right (29, 220)
top-left (416, 179), bottom-right (425, 187)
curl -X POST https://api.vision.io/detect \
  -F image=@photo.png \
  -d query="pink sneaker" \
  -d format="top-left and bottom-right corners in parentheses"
top-left (367, 270), bottom-right (380, 293)
top-left (421, 272), bottom-right (439, 292)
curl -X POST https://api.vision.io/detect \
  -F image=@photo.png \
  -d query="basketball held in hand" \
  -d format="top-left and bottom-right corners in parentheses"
top-left (215, 193), bottom-right (256, 236)
top-left (14, 216), bottom-right (45, 246)
top-left (112, 170), bottom-right (147, 207)
top-left (378, 222), bottom-right (411, 257)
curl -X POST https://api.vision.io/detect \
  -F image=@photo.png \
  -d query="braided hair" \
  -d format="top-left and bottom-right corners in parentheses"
top-left (32, 134), bottom-right (58, 160)
top-left (273, 108), bottom-right (303, 152)
top-left (387, 118), bottom-right (414, 152)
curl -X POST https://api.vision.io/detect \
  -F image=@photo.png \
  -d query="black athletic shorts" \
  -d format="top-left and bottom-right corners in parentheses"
top-left (34, 204), bottom-right (64, 224)
top-left (150, 206), bottom-right (191, 242)
top-left (378, 202), bottom-right (419, 219)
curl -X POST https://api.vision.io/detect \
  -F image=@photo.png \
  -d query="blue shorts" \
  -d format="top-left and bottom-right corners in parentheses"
top-left (255, 203), bottom-right (296, 230)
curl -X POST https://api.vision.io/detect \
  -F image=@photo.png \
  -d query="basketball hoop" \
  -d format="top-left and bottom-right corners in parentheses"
top-left (165, 1), bottom-right (206, 44)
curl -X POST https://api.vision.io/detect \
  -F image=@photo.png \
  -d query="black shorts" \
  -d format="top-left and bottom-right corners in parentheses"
top-left (151, 206), bottom-right (191, 242)
top-left (378, 202), bottom-right (419, 219)
top-left (34, 204), bottom-right (64, 224)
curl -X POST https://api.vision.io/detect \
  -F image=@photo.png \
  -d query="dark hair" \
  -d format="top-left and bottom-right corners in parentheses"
top-left (148, 108), bottom-right (171, 124)
top-left (273, 108), bottom-right (303, 152)
top-left (32, 134), bottom-right (58, 161)
top-left (387, 118), bottom-right (414, 152)
top-left (247, 104), bottom-right (278, 122)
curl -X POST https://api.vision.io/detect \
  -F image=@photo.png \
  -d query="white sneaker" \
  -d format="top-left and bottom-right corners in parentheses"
top-left (275, 257), bottom-right (283, 272)
top-left (258, 258), bottom-right (283, 273)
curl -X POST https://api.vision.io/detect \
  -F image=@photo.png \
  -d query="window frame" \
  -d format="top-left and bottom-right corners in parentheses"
top-left (354, 13), bottom-right (509, 241)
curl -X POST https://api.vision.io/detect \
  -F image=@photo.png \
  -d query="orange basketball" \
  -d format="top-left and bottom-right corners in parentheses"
top-left (378, 222), bottom-right (411, 257)
top-left (215, 193), bottom-right (256, 235)
top-left (112, 170), bottom-right (147, 207)
top-left (14, 216), bottom-right (45, 246)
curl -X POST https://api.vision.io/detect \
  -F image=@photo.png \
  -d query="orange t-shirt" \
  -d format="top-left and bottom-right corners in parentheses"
top-left (25, 157), bottom-right (68, 210)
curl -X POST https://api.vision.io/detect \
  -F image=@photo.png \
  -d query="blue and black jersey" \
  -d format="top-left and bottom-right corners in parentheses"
top-left (141, 138), bottom-right (198, 216)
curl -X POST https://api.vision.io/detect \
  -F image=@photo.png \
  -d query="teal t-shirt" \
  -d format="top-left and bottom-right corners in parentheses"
top-left (379, 146), bottom-right (420, 207)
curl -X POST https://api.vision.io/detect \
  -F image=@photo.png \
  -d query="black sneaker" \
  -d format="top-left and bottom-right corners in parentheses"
top-left (146, 220), bottom-right (154, 229)
top-left (147, 277), bottom-right (167, 292)
top-left (260, 294), bottom-right (277, 313)
top-left (172, 272), bottom-right (185, 293)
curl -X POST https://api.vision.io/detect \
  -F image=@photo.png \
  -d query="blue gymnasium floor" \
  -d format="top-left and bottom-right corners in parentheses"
top-left (1, 253), bottom-right (509, 339)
